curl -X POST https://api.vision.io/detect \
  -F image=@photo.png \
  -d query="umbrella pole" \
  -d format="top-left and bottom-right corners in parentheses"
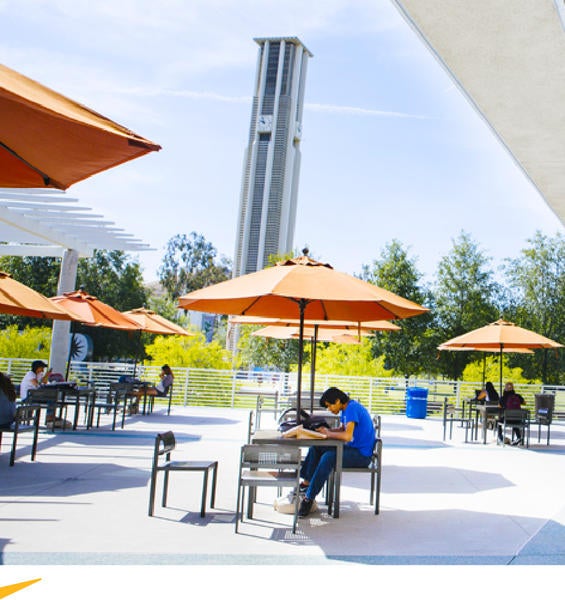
top-left (296, 299), bottom-right (307, 423)
top-left (482, 354), bottom-right (486, 386)
top-left (499, 344), bottom-right (503, 397)
top-left (132, 330), bottom-right (140, 378)
top-left (65, 322), bottom-right (74, 381)
top-left (310, 324), bottom-right (319, 413)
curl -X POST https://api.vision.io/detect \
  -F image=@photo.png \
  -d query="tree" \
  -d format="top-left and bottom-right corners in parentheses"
top-left (158, 232), bottom-right (231, 300)
top-left (0, 251), bottom-right (148, 361)
top-left (0, 325), bottom-right (52, 359)
top-left (235, 325), bottom-right (303, 372)
top-left (0, 255), bottom-right (61, 329)
top-left (73, 250), bottom-right (148, 361)
top-left (314, 338), bottom-right (394, 377)
top-left (361, 240), bottom-right (436, 376)
top-left (433, 231), bottom-right (500, 379)
top-left (502, 231), bottom-right (565, 384)
top-left (145, 332), bottom-right (232, 369)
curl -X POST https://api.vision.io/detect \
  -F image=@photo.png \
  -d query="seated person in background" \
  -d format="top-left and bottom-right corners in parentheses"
top-left (128, 365), bottom-right (174, 413)
top-left (298, 387), bottom-right (375, 518)
top-left (0, 372), bottom-right (17, 428)
top-left (477, 381), bottom-right (500, 405)
top-left (497, 382), bottom-right (526, 445)
top-left (20, 360), bottom-right (71, 428)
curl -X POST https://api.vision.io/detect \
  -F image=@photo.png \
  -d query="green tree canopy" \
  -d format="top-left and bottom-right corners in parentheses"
top-left (145, 332), bottom-right (232, 369)
top-left (0, 255), bottom-right (61, 329)
top-left (235, 325), bottom-right (303, 372)
top-left (158, 232), bottom-right (231, 300)
top-left (433, 231), bottom-right (500, 379)
top-left (501, 231), bottom-right (565, 384)
top-left (362, 239), bottom-right (436, 376)
top-left (72, 250), bottom-right (148, 361)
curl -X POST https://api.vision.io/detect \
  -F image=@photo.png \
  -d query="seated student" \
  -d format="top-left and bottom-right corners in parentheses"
top-left (128, 365), bottom-right (174, 413)
top-left (497, 382), bottom-right (526, 445)
top-left (476, 381), bottom-right (500, 405)
top-left (0, 372), bottom-right (17, 428)
top-left (298, 386), bottom-right (375, 518)
top-left (19, 360), bottom-right (70, 428)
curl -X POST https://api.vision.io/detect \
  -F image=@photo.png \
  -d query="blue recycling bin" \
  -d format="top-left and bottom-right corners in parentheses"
top-left (406, 387), bottom-right (429, 419)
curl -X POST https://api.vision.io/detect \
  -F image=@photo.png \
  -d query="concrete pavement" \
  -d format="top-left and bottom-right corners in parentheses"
top-left (1, 405), bottom-right (564, 566)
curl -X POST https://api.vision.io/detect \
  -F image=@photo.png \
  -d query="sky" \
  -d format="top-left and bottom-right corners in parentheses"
top-left (1, 0), bottom-right (563, 287)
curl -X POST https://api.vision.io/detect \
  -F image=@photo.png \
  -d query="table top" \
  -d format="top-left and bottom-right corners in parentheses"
top-left (252, 429), bottom-right (344, 447)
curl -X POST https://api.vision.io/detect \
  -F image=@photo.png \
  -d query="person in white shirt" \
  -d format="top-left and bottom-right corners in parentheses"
top-left (20, 360), bottom-right (68, 428)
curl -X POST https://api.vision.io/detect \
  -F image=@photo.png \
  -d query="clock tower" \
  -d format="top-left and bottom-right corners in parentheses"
top-left (233, 37), bottom-right (312, 277)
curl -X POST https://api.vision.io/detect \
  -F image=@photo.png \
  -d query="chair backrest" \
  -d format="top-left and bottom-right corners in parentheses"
top-left (107, 382), bottom-right (131, 401)
top-left (27, 387), bottom-right (60, 401)
top-left (152, 431), bottom-right (176, 469)
top-left (372, 414), bottom-right (381, 438)
top-left (503, 408), bottom-right (528, 422)
top-left (535, 394), bottom-right (555, 412)
top-left (156, 431), bottom-right (176, 455)
top-left (240, 444), bottom-right (301, 469)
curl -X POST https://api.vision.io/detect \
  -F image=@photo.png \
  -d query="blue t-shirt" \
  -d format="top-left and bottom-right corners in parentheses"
top-left (340, 399), bottom-right (375, 457)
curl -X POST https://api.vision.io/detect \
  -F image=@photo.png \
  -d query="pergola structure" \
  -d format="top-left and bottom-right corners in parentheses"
top-left (392, 0), bottom-right (565, 226)
top-left (0, 188), bottom-right (154, 373)
top-left (0, 188), bottom-right (151, 257)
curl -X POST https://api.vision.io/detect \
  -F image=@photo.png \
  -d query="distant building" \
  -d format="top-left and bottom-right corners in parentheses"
top-left (233, 37), bottom-right (312, 277)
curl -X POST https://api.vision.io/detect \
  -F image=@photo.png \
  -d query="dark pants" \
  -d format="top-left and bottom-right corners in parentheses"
top-left (300, 445), bottom-right (370, 500)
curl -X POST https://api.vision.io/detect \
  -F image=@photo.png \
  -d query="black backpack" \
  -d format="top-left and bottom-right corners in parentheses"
top-left (277, 408), bottom-right (330, 433)
top-left (505, 394), bottom-right (522, 410)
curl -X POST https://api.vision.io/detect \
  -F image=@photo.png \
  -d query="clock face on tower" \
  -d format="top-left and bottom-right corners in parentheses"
top-left (257, 114), bottom-right (273, 132)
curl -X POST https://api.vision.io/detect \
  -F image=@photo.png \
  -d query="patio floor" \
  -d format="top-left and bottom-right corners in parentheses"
top-left (1, 404), bottom-right (564, 595)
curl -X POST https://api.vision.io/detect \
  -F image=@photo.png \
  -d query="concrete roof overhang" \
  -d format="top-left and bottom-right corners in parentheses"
top-left (0, 188), bottom-right (153, 258)
top-left (392, 0), bottom-right (565, 226)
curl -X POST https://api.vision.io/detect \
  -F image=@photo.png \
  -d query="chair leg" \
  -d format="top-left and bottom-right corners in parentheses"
top-left (235, 482), bottom-right (243, 533)
top-left (162, 470), bottom-right (170, 507)
top-left (9, 424), bottom-right (18, 467)
top-left (200, 470), bottom-right (209, 518)
top-left (148, 469), bottom-right (158, 516)
top-left (210, 463), bottom-right (218, 508)
top-left (31, 413), bottom-right (40, 461)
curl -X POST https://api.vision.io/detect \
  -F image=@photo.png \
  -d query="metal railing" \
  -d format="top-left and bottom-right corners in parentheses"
top-left (2, 357), bottom-right (564, 416)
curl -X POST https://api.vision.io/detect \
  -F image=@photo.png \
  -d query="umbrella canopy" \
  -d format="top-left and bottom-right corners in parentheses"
top-left (123, 308), bottom-right (191, 336)
top-left (0, 271), bottom-right (77, 320)
top-left (439, 319), bottom-right (563, 350)
top-left (50, 289), bottom-right (141, 379)
top-left (179, 251), bottom-right (427, 417)
top-left (439, 319), bottom-right (563, 394)
top-left (252, 325), bottom-right (368, 343)
top-left (50, 289), bottom-right (141, 330)
top-left (0, 63), bottom-right (161, 190)
top-left (180, 253), bottom-right (426, 322)
top-left (230, 315), bottom-right (401, 332)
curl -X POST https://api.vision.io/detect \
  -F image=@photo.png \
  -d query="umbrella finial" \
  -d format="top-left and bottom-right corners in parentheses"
top-left (302, 247), bottom-right (309, 256)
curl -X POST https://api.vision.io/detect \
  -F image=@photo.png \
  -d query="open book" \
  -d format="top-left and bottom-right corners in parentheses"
top-left (281, 424), bottom-right (327, 439)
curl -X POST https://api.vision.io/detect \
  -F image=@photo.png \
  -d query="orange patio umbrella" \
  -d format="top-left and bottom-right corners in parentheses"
top-left (123, 307), bottom-right (192, 376)
top-left (50, 289), bottom-right (141, 330)
top-left (236, 315), bottom-right (401, 410)
top-left (439, 319), bottom-right (563, 394)
top-left (123, 307), bottom-right (191, 336)
top-left (179, 251), bottom-right (427, 417)
top-left (0, 271), bottom-right (78, 320)
top-left (230, 314), bottom-right (401, 332)
top-left (50, 289), bottom-right (141, 378)
top-left (252, 325), bottom-right (369, 343)
top-left (0, 63), bottom-right (161, 190)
